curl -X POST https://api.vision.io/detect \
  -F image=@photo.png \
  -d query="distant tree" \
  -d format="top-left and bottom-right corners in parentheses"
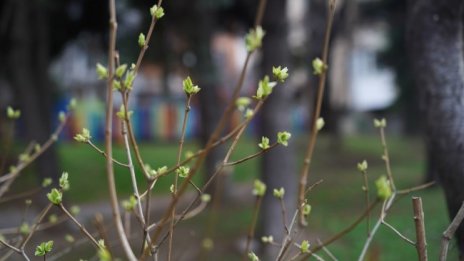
top-left (407, 0), bottom-right (464, 257)
top-left (0, 0), bottom-right (107, 186)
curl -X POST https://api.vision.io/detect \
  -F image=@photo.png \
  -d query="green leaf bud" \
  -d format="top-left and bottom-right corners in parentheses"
top-left (303, 203), bottom-right (312, 216)
top-left (201, 194), bottom-right (211, 203)
top-left (357, 160), bottom-right (368, 172)
top-left (236, 97), bottom-right (252, 112)
top-left (122, 196), bottom-right (137, 211)
top-left (182, 76), bottom-right (201, 95)
top-left (254, 75), bottom-right (277, 100)
top-left (176, 166), bottom-right (190, 178)
top-left (116, 105), bottom-right (133, 120)
top-left (42, 178), bottom-right (52, 188)
top-left (70, 205), bottom-right (80, 215)
top-left (373, 118), bottom-right (387, 128)
top-left (300, 240), bottom-right (310, 253)
top-left (245, 26), bottom-right (265, 52)
top-left (375, 175), bottom-right (392, 200)
top-left (277, 131), bottom-right (292, 146)
top-left (74, 128), bottom-right (91, 143)
top-left (47, 188), bottom-right (62, 205)
top-left (202, 238), bottom-right (214, 250)
top-left (252, 179), bottom-right (266, 197)
top-left (316, 117), bottom-right (325, 131)
top-left (261, 235), bottom-right (274, 244)
top-left (138, 33), bottom-right (146, 48)
top-left (150, 5), bottom-right (165, 19)
top-left (248, 252), bottom-right (260, 261)
top-left (6, 106), bottom-right (21, 120)
top-left (58, 111), bottom-right (66, 123)
top-left (48, 214), bottom-right (58, 224)
top-left (272, 66), bottom-right (289, 83)
top-left (20, 222), bottom-right (30, 235)
top-left (115, 64), bottom-right (128, 78)
top-left (96, 63), bottom-right (108, 80)
top-left (312, 58), bottom-right (327, 75)
top-left (35, 241), bottom-right (53, 256)
top-left (273, 187), bottom-right (285, 199)
top-left (59, 172), bottom-right (70, 191)
top-left (258, 136), bottom-right (270, 150)
top-left (65, 234), bottom-right (75, 243)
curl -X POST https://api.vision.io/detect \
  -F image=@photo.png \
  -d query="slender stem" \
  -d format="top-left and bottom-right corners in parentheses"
top-left (379, 127), bottom-right (396, 191)
top-left (361, 169), bottom-right (370, 236)
top-left (316, 238), bottom-right (338, 261)
top-left (242, 196), bottom-right (263, 261)
top-left (168, 96), bottom-right (192, 261)
top-left (304, 179), bottom-right (324, 197)
top-left (134, 0), bottom-right (164, 74)
top-left (58, 204), bottom-right (101, 249)
top-left (0, 238), bottom-right (20, 253)
top-left (20, 203), bottom-right (52, 249)
top-left (397, 181), bottom-right (435, 195)
top-left (276, 210), bottom-right (299, 261)
top-left (440, 201), bottom-right (464, 261)
top-left (298, 0), bottom-right (337, 225)
top-left (87, 141), bottom-right (129, 167)
top-left (382, 220), bottom-right (415, 245)
top-left (279, 198), bottom-right (289, 235)
top-left (412, 197), bottom-right (427, 261)
top-left (105, 0), bottom-right (136, 259)
top-left (121, 120), bottom-right (146, 232)
top-left (224, 143), bottom-right (278, 166)
top-left (303, 200), bottom-right (378, 258)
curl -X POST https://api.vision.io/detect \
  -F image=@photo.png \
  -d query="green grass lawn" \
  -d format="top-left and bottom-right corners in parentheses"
top-left (7, 133), bottom-right (458, 260)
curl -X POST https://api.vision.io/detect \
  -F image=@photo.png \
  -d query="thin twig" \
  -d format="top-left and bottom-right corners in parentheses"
top-left (397, 181), bottom-right (435, 195)
top-left (379, 127), bottom-right (396, 191)
top-left (440, 201), bottom-right (464, 261)
top-left (87, 141), bottom-right (129, 167)
top-left (242, 196), bottom-right (264, 261)
top-left (381, 220), bottom-right (415, 245)
top-left (105, 0), bottom-right (136, 259)
top-left (276, 210), bottom-right (299, 261)
top-left (224, 143), bottom-right (278, 166)
top-left (412, 197), bottom-right (427, 261)
top-left (316, 238), bottom-right (338, 261)
top-left (298, 0), bottom-right (337, 225)
top-left (19, 203), bottom-right (52, 249)
top-left (58, 204), bottom-right (101, 249)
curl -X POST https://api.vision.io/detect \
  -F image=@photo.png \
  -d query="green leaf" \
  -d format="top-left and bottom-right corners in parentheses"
top-left (35, 241), bottom-right (53, 256)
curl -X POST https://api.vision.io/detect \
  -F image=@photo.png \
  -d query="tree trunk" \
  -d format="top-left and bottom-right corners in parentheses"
top-left (259, 0), bottom-right (297, 258)
top-left (407, 0), bottom-right (464, 256)
top-left (5, 0), bottom-right (60, 187)
top-left (190, 2), bottom-right (229, 198)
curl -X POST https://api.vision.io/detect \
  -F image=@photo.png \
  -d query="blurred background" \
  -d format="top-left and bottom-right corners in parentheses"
top-left (0, 0), bottom-right (457, 260)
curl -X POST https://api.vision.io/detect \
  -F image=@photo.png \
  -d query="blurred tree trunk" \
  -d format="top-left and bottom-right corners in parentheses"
top-left (190, 2), bottom-right (229, 197)
top-left (259, 0), bottom-right (297, 258)
top-left (4, 0), bottom-right (59, 185)
top-left (407, 0), bottom-right (464, 257)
